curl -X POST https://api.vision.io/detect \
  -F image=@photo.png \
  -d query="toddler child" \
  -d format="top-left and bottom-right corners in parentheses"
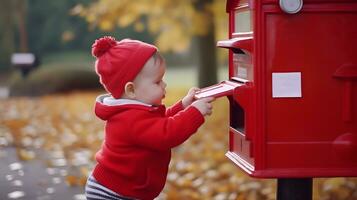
top-left (85, 36), bottom-right (214, 200)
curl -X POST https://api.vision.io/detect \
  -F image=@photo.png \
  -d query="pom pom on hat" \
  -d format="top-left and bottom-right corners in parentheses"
top-left (92, 36), bottom-right (158, 98)
top-left (92, 36), bottom-right (117, 58)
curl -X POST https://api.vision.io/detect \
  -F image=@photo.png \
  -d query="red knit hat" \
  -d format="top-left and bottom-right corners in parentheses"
top-left (92, 36), bottom-right (157, 98)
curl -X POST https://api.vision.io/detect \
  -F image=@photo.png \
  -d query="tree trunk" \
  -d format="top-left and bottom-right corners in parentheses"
top-left (194, 0), bottom-right (218, 88)
top-left (0, 0), bottom-right (15, 69)
top-left (15, 0), bottom-right (29, 53)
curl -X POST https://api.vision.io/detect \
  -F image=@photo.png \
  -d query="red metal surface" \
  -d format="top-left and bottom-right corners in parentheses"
top-left (334, 64), bottom-right (357, 121)
top-left (218, 0), bottom-right (357, 178)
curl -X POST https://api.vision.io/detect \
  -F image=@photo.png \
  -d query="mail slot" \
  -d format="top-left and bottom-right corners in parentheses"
top-left (196, 0), bottom-right (357, 178)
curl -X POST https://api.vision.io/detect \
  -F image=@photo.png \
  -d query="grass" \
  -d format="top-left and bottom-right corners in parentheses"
top-left (5, 50), bottom-right (229, 96)
top-left (7, 51), bottom-right (100, 96)
top-left (41, 50), bottom-right (230, 87)
top-left (41, 50), bottom-right (95, 69)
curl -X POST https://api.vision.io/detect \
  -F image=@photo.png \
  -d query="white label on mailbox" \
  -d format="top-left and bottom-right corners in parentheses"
top-left (272, 72), bottom-right (302, 98)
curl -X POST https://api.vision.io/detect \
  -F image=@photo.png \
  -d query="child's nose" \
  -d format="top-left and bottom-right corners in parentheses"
top-left (162, 81), bottom-right (167, 88)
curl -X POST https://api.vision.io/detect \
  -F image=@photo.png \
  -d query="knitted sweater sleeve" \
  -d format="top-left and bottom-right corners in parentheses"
top-left (131, 106), bottom-right (204, 150)
top-left (165, 100), bottom-right (184, 117)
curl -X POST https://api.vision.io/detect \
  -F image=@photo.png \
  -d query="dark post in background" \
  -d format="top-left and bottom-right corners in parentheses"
top-left (277, 178), bottom-right (313, 200)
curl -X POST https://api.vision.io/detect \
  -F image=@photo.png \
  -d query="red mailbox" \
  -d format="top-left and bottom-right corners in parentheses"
top-left (197, 0), bottom-right (357, 178)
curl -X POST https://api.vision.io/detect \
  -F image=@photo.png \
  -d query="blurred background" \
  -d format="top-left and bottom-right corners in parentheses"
top-left (0, 0), bottom-right (356, 199)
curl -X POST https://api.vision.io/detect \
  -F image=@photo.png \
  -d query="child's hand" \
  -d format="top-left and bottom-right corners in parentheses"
top-left (182, 87), bottom-right (200, 109)
top-left (191, 97), bottom-right (215, 116)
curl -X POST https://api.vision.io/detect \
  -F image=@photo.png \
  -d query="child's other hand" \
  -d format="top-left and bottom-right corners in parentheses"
top-left (191, 97), bottom-right (215, 116)
top-left (182, 87), bottom-right (200, 109)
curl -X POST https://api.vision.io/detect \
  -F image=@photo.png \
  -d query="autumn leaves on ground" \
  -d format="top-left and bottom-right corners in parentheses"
top-left (1, 88), bottom-right (357, 200)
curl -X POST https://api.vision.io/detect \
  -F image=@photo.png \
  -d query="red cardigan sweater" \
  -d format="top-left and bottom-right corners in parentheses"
top-left (92, 96), bottom-right (204, 200)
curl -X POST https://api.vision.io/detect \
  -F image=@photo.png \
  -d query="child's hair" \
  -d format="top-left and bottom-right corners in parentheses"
top-left (152, 52), bottom-right (164, 67)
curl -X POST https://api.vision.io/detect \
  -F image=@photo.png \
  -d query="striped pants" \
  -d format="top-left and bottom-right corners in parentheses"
top-left (85, 175), bottom-right (136, 200)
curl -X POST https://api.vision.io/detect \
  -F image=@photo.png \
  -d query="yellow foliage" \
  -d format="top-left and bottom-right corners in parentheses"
top-left (191, 12), bottom-right (210, 36)
top-left (147, 16), bottom-right (161, 33)
top-left (156, 24), bottom-right (190, 53)
top-left (65, 175), bottom-right (78, 186)
top-left (117, 13), bottom-right (139, 27)
top-left (61, 30), bottom-right (75, 43)
top-left (134, 21), bottom-right (145, 32)
top-left (17, 148), bottom-right (36, 161)
top-left (73, 0), bottom-right (228, 53)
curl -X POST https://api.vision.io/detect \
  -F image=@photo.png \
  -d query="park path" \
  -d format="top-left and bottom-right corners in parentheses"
top-left (0, 147), bottom-right (85, 200)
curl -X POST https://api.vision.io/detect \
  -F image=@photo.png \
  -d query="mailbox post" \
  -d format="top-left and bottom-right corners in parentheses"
top-left (196, 0), bottom-right (357, 199)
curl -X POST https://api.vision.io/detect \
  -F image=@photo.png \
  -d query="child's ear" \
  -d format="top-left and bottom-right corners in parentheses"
top-left (124, 82), bottom-right (136, 98)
